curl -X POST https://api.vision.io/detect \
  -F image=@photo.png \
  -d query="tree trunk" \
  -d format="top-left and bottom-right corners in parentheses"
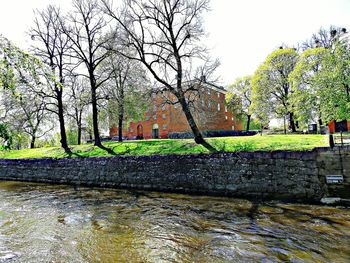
top-left (118, 89), bottom-right (124, 142)
top-left (118, 113), bottom-right (123, 142)
top-left (283, 115), bottom-right (287, 135)
top-left (246, 115), bottom-right (251, 132)
top-left (57, 90), bottom-right (70, 153)
top-left (289, 112), bottom-right (296, 132)
top-left (90, 77), bottom-right (101, 147)
top-left (77, 123), bottom-right (82, 145)
top-left (318, 118), bottom-right (323, 134)
top-left (76, 109), bottom-right (82, 145)
top-left (179, 98), bottom-right (204, 143)
top-left (318, 118), bottom-right (323, 126)
top-left (30, 136), bottom-right (36, 149)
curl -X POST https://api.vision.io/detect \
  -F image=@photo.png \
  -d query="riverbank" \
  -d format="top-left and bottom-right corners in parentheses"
top-left (0, 134), bottom-right (327, 159)
top-left (0, 146), bottom-right (348, 202)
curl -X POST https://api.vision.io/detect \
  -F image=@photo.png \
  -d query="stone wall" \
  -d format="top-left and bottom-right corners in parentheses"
top-left (317, 146), bottom-right (350, 198)
top-left (0, 147), bottom-right (349, 201)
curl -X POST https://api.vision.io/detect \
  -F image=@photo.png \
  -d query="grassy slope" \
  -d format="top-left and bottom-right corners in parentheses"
top-left (0, 134), bottom-right (328, 159)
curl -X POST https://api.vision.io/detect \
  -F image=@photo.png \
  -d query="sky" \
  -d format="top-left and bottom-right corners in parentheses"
top-left (0, 0), bottom-right (349, 86)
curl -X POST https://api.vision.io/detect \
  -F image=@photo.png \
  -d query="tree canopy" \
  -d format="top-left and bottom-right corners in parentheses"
top-left (251, 48), bottom-right (299, 133)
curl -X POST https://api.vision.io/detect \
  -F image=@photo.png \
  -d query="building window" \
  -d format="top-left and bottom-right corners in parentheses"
top-left (130, 128), bottom-right (134, 133)
top-left (153, 115), bottom-right (157, 120)
top-left (225, 106), bottom-right (228, 112)
top-left (153, 105), bottom-right (157, 112)
top-left (232, 126), bottom-right (235, 130)
top-left (232, 117), bottom-right (234, 121)
top-left (225, 116), bottom-right (228, 120)
top-left (174, 103), bottom-right (178, 109)
top-left (162, 114), bottom-right (166, 119)
top-left (145, 116), bottom-right (150, 121)
top-left (152, 92), bottom-right (156, 98)
top-left (217, 103), bottom-right (221, 111)
top-left (208, 88), bottom-right (211, 95)
top-left (161, 104), bottom-right (166, 111)
top-left (208, 101), bottom-right (211, 109)
top-left (217, 92), bottom-right (220, 98)
top-left (162, 124), bottom-right (167, 130)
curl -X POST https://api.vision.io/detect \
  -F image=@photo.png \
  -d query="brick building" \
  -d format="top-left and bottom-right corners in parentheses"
top-left (109, 82), bottom-right (243, 139)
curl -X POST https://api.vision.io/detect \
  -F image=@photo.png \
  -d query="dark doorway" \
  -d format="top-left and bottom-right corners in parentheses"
top-left (137, 125), bottom-right (144, 139)
top-left (152, 124), bottom-right (159, 139)
top-left (335, 120), bottom-right (348, 132)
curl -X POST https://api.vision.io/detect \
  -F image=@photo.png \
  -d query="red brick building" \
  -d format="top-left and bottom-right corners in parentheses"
top-left (109, 82), bottom-right (243, 139)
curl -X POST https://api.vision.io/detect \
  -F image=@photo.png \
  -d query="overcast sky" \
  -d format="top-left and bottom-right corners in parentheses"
top-left (0, 0), bottom-right (349, 86)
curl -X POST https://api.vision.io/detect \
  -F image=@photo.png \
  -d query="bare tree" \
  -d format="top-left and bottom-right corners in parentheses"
top-left (103, 0), bottom-right (218, 150)
top-left (61, 0), bottom-right (113, 148)
top-left (31, 5), bottom-right (71, 153)
top-left (102, 51), bottom-right (148, 142)
top-left (301, 26), bottom-right (345, 50)
top-left (66, 75), bottom-right (90, 145)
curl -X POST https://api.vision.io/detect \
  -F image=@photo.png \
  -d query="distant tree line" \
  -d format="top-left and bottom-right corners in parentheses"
top-left (227, 26), bottom-right (350, 133)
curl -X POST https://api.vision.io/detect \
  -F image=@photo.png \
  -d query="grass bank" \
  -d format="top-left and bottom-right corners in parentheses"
top-left (0, 134), bottom-right (328, 159)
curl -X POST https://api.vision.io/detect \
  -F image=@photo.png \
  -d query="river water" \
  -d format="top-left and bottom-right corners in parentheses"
top-left (0, 181), bottom-right (349, 263)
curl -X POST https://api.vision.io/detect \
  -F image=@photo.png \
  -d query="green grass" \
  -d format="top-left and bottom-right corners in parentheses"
top-left (0, 134), bottom-right (328, 159)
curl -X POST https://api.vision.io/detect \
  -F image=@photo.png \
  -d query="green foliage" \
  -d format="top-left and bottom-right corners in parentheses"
top-left (290, 40), bottom-right (350, 123)
top-left (11, 131), bottom-right (30, 150)
top-left (0, 124), bottom-right (13, 150)
top-left (0, 135), bottom-right (327, 159)
top-left (316, 42), bottom-right (350, 121)
top-left (227, 76), bottom-right (252, 117)
top-left (251, 48), bottom-right (299, 121)
top-left (241, 117), bottom-right (261, 130)
top-left (289, 47), bottom-right (328, 125)
top-left (67, 128), bottom-right (79, 145)
top-left (0, 58), bottom-right (16, 90)
top-left (107, 88), bottom-right (149, 129)
top-left (0, 36), bottom-right (44, 92)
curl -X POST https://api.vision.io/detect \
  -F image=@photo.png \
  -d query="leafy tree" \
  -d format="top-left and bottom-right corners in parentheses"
top-left (0, 36), bottom-right (41, 92)
top-left (0, 35), bottom-right (53, 149)
top-left (6, 89), bottom-right (52, 148)
top-left (227, 76), bottom-right (253, 131)
top-left (103, 0), bottom-right (218, 151)
top-left (0, 124), bottom-right (12, 150)
top-left (315, 41), bottom-right (350, 121)
top-left (251, 48), bottom-right (299, 134)
top-left (289, 47), bottom-right (328, 128)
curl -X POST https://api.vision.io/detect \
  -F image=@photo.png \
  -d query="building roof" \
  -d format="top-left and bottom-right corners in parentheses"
top-left (151, 78), bottom-right (227, 95)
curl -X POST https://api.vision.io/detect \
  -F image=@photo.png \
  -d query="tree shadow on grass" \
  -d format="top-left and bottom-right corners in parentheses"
top-left (66, 151), bottom-right (84, 158)
top-left (200, 140), bottom-right (218, 153)
top-left (98, 144), bottom-right (118, 156)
